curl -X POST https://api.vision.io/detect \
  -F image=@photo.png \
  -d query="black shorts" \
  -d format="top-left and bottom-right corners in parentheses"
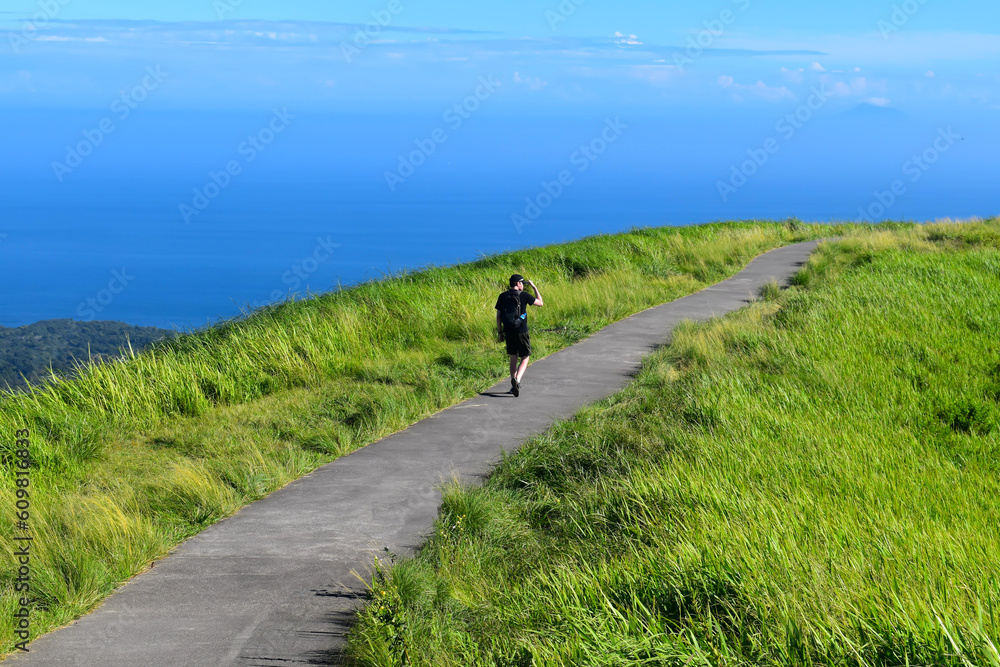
top-left (504, 330), bottom-right (531, 357)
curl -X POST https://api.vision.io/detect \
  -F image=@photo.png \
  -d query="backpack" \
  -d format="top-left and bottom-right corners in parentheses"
top-left (498, 290), bottom-right (525, 330)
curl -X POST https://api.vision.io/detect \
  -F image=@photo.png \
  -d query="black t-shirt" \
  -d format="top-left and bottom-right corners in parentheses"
top-left (495, 290), bottom-right (536, 333)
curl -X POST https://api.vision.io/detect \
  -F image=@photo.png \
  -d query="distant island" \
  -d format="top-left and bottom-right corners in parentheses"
top-left (0, 319), bottom-right (176, 391)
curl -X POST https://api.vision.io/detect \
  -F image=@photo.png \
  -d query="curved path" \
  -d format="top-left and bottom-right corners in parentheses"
top-left (7, 240), bottom-right (822, 666)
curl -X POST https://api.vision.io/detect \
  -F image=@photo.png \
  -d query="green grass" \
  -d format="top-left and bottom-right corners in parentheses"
top-left (346, 219), bottom-right (1000, 666)
top-left (0, 220), bottom-right (849, 654)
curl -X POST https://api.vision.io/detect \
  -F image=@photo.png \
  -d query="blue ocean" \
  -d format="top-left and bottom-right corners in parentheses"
top-left (2, 109), bottom-right (995, 331)
top-left (1, 178), bottom-right (694, 330)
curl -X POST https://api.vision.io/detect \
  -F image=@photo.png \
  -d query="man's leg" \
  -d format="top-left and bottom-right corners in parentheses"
top-left (515, 331), bottom-right (532, 385)
top-left (515, 355), bottom-right (530, 383)
top-left (509, 354), bottom-right (520, 396)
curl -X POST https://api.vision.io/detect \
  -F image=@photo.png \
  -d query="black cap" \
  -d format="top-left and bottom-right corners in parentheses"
top-left (509, 274), bottom-right (524, 287)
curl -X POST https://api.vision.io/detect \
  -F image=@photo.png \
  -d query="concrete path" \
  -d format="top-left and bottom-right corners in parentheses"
top-left (7, 240), bottom-right (822, 666)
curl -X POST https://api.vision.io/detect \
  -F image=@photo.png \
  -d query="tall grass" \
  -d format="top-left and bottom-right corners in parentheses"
top-left (0, 221), bottom-right (847, 653)
top-left (347, 218), bottom-right (1000, 666)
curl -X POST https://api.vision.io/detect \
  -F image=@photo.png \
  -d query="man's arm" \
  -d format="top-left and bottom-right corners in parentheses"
top-left (496, 311), bottom-right (504, 340)
top-left (526, 279), bottom-right (543, 306)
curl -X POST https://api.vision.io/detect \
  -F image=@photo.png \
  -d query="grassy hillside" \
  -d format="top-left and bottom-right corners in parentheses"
top-left (0, 221), bottom-right (844, 653)
top-left (347, 220), bottom-right (1000, 666)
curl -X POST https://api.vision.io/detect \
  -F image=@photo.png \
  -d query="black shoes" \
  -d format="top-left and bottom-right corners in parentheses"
top-left (511, 377), bottom-right (520, 397)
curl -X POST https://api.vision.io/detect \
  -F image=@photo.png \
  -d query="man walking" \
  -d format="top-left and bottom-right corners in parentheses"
top-left (495, 274), bottom-right (543, 397)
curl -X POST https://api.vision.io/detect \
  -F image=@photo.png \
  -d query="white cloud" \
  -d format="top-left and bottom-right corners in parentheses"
top-left (628, 64), bottom-right (680, 86)
top-left (810, 62), bottom-right (826, 72)
top-left (718, 31), bottom-right (1000, 64)
top-left (827, 75), bottom-right (878, 98)
top-left (730, 79), bottom-right (795, 102)
top-left (865, 97), bottom-right (891, 107)
top-left (779, 67), bottom-right (804, 84)
top-left (611, 31), bottom-right (642, 46)
top-left (17, 18), bottom-right (492, 50)
top-left (925, 70), bottom-right (935, 77)
top-left (718, 75), bottom-right (734, 87)
top-left (831, 82), bottom-right (851, 96)
top-left (513, 71), bottom-right (548, 90)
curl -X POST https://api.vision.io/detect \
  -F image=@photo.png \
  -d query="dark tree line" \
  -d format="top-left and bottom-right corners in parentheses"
top-left (0, 319), bottom-right (176, 391)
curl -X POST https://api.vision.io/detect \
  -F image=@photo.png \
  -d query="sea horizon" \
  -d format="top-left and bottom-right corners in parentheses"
top-left (2, 172), bottom-right (994, 331)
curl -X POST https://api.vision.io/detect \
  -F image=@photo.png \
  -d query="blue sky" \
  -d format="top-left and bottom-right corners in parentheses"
top-left (2, 1), bottom-right (997, 213)
top-left (2, 0), bottom-right (999, 115)
top-left (1, 1), bottom-right (998, 211)
top-left (4, 0), bottom-right (1000, 37)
